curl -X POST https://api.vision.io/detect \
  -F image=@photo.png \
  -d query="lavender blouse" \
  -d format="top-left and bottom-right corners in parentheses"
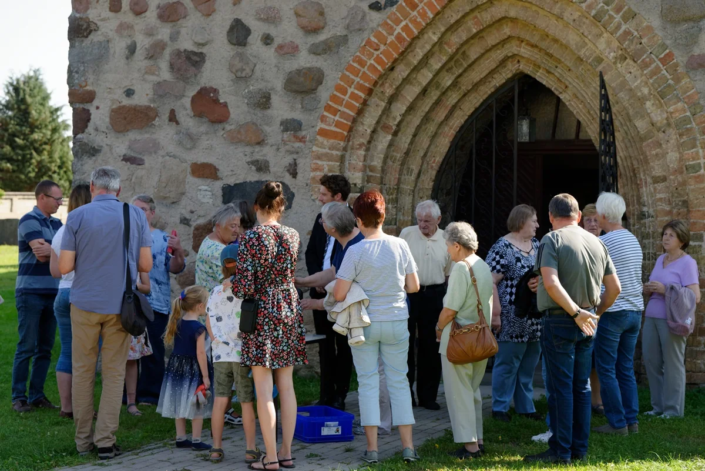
top-left (645, 254), bottom-right (699, 319)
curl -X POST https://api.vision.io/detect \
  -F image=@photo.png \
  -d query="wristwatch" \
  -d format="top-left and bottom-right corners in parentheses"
top-left (571, 308), bottom-right (581, 319)
top-left (435, 323), bottom-right (442, 332)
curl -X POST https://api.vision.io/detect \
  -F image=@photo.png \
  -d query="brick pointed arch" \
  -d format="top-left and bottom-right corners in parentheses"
top-left (312, 0), bottom-right (705, 242)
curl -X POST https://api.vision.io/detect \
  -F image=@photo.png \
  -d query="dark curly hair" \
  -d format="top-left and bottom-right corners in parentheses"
top-left (320, 174), bottom-right (351, 202)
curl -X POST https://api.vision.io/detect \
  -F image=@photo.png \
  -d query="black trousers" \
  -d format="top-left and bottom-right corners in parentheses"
top-left (136, 312), bottom-right (169, 405)
top-left (313, 309), bottom-right (353, 402)
top-left (407, 285), bottom-right (446, 405)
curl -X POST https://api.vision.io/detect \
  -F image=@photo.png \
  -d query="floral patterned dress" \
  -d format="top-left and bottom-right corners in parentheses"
top-left (233, 224), bottom-right (307, 369)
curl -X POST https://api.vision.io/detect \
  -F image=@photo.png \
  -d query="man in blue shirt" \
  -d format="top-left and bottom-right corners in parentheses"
top-left (131, 194), bottom-right (186, 406)
top-left (12, 180), bottom-right (63, 413)
top-left (60, 167), bottom-right (152, 460)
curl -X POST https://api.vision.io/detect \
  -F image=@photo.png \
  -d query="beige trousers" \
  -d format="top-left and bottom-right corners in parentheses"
top-left (71, 305), bottom-right (130, 451)
top-left (441, 354), bottom-right (487, 443)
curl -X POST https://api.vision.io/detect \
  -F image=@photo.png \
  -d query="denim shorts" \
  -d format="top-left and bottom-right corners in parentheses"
top-left (54, 289), bottom-right (72, 374)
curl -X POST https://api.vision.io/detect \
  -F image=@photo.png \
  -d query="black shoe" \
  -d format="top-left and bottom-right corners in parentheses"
top-left (571, 453), bottom-right (586, 462)
top-left (331, 397), bottom-right (346, 411)
top-left (176, 439), bottom-right (193, 448)
top-left (420, 401), bottom-right (441, 411)
top-left (98, 445), bottom-right (122, 460)
top-left (492, 411), bottom-right (511, 422)
top-left (519, 412), bottom-right (544, 421)
top-left (191, 441), bottom-right (212, 451)
top-left (31, 397), bottom-right (59, 409)
top-left (479, 444), bottom-right (485, 456)
top-left (523, 449), bottom-right (570, 464)
top-left (12, 400), bottom-right (31, 413)
top-left (448, 447), bottom-right (481, 460)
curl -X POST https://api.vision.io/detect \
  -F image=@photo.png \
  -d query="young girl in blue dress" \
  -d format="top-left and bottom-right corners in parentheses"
top-left (157, 285), bottom-right (213, 450)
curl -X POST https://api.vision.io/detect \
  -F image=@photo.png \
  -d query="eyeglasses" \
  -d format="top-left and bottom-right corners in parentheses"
top-left (43, 194), bottom-right (63, 202)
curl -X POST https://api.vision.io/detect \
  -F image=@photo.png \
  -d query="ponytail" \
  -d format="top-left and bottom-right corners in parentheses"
top-left (163, 285), bottom-right (209, 347)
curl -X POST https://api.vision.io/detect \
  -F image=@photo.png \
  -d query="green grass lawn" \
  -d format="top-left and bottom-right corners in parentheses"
top-left (1, 244), bottom-right (704, 471)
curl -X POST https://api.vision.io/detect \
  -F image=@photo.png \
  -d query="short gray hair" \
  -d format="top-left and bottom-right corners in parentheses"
top-left (444, 221), bottom-right (479, 252)
top-left (132, 194), bottom-right (155, 212)
top-left (212, 203), bottom-right (241, 228)
top-left (549, 193), bottom-right (579, 219)
top-left (90, 167), bottom-right (121, 192)
top-left (321, 202), bottom-right (355, 237)
top-left (596, 192), bottom-right (626, 224)
top-left (416, 200), bottom-right (441, 219)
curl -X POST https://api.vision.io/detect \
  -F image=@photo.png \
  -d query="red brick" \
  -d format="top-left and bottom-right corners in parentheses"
top-left (339, 110), bottom-right (356, 124)
top-left (409, 14), bottom-right (424, 32)
top-left (360, 71), bottom-right (376, 86)
top-left (388, 12), bottom-right (403, 26)
top-left (381, 20), bottom-right (396, 36)
top-left (334, 119), bottom-right (352, 133)
top-left (368, 63), bottom-right (383, 78)
top-left (340, 73), bottom-right (355, 88)
top-left (659, 51), bottom-right (675, 67)
top-left (382, 47), bottom-right (396, 63)
top-left (418, 7), bottom-right (431, 23)
top-left (396, 5), bottom-right (411, 20)
top-left (318, 127), bottom-right (347, 142)
top-left (373, 54), bottom-right (388, 69)
top-left (373, 30), bottom-right (388, 45)
top-left (345, 63), bottom-right (362, 77)
top-left (330, 93), bottom-right (345, 107)
top-left (426, 0), bottom-right (440, 15)
top-left (349, 91), bottom-right (365, 105)
top-left (401, 23), bottom-right (415, 39)
top-left (388, 40), bottom-right (402, 56)
top-left (352, 54), bottom-right (368, 69)
top-left (404, 0), bottom-right (420, 10)
top-left (334, 83), bottom-right (349, 97)
top-left (365, 38), bottom-right (381, 52)
top-left (359, 45), bottom-right (374, 60)
top-left (395, 32), bottom-right (410, 49)
top-left (343, 100), bottom-right (360, 114)
top-left (319, 114), bottom-right (335, 126)
top-left (355, 81), bottom-right (373, 96)
top-left (324, 103), bottom-right (340, 116)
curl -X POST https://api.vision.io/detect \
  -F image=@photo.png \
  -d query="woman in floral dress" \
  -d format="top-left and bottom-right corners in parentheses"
top-left (233, 182), bottom-right (306, 471)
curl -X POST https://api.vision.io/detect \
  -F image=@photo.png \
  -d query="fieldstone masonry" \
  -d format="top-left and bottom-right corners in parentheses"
top-left (69, 0), bottom-right (705, 382)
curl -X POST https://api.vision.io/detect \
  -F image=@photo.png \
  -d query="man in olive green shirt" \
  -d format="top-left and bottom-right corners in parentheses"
top-left (524, 194), bottom-right (621, 465)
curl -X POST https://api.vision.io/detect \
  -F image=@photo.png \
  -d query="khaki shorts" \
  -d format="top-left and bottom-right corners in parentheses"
top-left (214, 361), bottom-right (254, 403)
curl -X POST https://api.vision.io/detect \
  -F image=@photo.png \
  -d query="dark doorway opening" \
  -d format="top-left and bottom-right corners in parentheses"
top-left (432, 75), bottom-right (601, 257)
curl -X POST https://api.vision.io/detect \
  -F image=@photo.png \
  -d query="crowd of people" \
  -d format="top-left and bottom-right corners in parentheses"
top-left (10, 168), bottom-right (700, 467)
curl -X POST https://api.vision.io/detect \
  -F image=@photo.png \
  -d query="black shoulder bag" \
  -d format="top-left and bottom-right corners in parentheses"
top-left (239, 226), bottom-right (284, 334)
top-left (120, 203), bottom-right (154, 336)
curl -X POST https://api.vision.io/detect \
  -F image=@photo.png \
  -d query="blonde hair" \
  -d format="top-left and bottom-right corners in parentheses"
top-left (582, 203), bottom-right (597, 218)
top-left (164, 285), bottom-right (209, 347)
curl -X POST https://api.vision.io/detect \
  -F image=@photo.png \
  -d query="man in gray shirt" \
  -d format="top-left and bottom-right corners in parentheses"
top-left (59, 167), bottom-right (152, 460)
top-left (524, 194), bottom-right (620, 465)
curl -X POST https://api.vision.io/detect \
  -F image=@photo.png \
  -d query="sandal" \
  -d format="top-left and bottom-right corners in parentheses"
top-left (126, 403), bottom-right (142, 416)
top-left (279, 456), bottom-right (296, 469)
top-left (246, 448), bottom-right (263, 464)
top-left (592, 404), bottom-right (605, 416)
top-left (248, 455), bottom-right (279, 470)
top-left (225, 408), bottom-right (243, 425)
top-left (209, 447), bottom-right (224, 463)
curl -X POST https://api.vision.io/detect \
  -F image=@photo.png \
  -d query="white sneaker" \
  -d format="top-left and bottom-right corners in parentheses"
top-left (643, 410), bottom-right (662, 416)
top-left (657, 413), bottom-right (677, 419)
top-left (531, 430), bottom-right (552, 443)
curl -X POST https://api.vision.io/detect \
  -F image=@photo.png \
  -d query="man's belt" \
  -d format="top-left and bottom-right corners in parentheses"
top-left (546, 307), bottom-right (595, 316)
top-left (419, 283), bottom-right (446, 292)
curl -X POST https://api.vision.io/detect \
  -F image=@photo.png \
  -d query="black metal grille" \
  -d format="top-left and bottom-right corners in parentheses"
top-left (599, 72), bottom-right (618, 193)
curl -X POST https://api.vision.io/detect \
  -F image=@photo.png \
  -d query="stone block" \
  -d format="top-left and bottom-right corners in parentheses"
top-left (308, 35), bottom-right (348, 55)
top-left (229, 52), bottom-right (256, 78)
top-left (191, 87), bottom-right (231, 123)
top-left (68, 88), bottom-right (96, 104)
top-left (72, 0), bottom-right (90, 14)
top-left (224, 122), bottom-right (265, 145)
top-left (280, 118), bottom-right (303, 132)
top-left (247, 159), bottom-right (271, 173)
top-left (153, 80), bottom-right (186, 99)
top-left (192, 26), bottom-right (212, 46)
top-left (227, 18), bottom-right (251, 46)
top-left (126, 40), bottom-right (137, 59)
top-left (116, 21), bottom-right (135, 37)
top-left (122, 155), bottom-right (146, 165)
top-left (244, 88), bottom-right (272, 109)
top-left (72, 136), bottom-right (102, 160)
top-left (68, 40), bottom-right (110, 87)
top-left (68, 15), bottom-right (98, 40)
top-left (154, 157), bottom-right (189, 203)
top-left (256, 6), bottom-right (281, 23)
top-left (169, 49), bottom-right (206, 80)
top-left (169, 109), bottom-right (180, 124)
top-left (191, 0), bottom-right (216, 16)
top-left (72, 107), bottom-right (91, 136)
top-left (286, 159), bottom-right (298, 179)
top-left (130, 0), bottom-right (149, 15)
top-left (294, 1), bottom-right (326, 32)
top-left (110, 105), bottom-right (158, 133)
top-left (261, 33), bottom-right (274, 45)
top-left (175, 129), bottom-right (198, 149)
top-left (146, 40), bottom-right (168, 60)
top-left (687, 54), bottom-right (705, 70)
top-left (662, 0), bottom-right (705, 23)
top-left (276, 41), bottom-right (300, 55)
top-left (191, 221), bottom-right (212, 251)
top-left (128, 137), bottom-right (161, 155)
top-left (109, 0), bottom-right (122, 13)
top-left (177, 263), bottom-right (196, 288)
top-left (284, 67), bottom-right (325, 93)
top-left (346, 6), bottom-right (368, 31)
top-left (222, 181), bottom-right (295, 209)
top-left (191, 162), bottom-right (221, 179)
top-left (124, 88), bottom-right (135, 98)
top-left (157, 1), bottom-right (189, 22)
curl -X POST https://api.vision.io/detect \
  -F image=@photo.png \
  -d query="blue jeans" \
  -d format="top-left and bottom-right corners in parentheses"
top-left (492, 341), bottom-right (541, 413)
top-left (542, 354), bottom-right (552, 432)
top-left (542, 315), bottom-right (593, 460)
top-left (350, 320), bottom-right (415, 427)
top-left (12, 293), bottom-right (57, 403)
top-left (594, 310), bottom-right (641, 428)
top-left (54, 289), bottom-right (72, 374)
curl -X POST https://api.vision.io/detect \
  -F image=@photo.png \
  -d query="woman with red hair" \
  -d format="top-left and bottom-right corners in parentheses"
top-left (334, 190), bottom-right (421, 464)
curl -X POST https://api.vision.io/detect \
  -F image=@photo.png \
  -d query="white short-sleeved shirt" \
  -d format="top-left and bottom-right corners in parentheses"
top-left (51, 226), bottom-right (73, 289)
top-left (206, 285), bottom-right (243, 362)
top-left (600, 229), bottom-right (644, 312)
top-left (336, 235), bottom-right (418, 322)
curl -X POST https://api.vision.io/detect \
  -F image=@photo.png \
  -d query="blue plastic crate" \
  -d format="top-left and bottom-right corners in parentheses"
top-left (294, 406), bottom-right (354, 443)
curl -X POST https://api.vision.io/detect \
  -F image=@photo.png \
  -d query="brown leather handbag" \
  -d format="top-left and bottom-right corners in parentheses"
top-left (446, 260), bottom-right (498, 365)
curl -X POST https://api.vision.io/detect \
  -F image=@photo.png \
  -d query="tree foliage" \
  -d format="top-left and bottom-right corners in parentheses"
top-left (0, 69), bottom-right (72, 192)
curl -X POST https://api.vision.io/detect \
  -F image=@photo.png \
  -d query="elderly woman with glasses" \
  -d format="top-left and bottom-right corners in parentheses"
top-left (195, 204), bottom-right (243, 291)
